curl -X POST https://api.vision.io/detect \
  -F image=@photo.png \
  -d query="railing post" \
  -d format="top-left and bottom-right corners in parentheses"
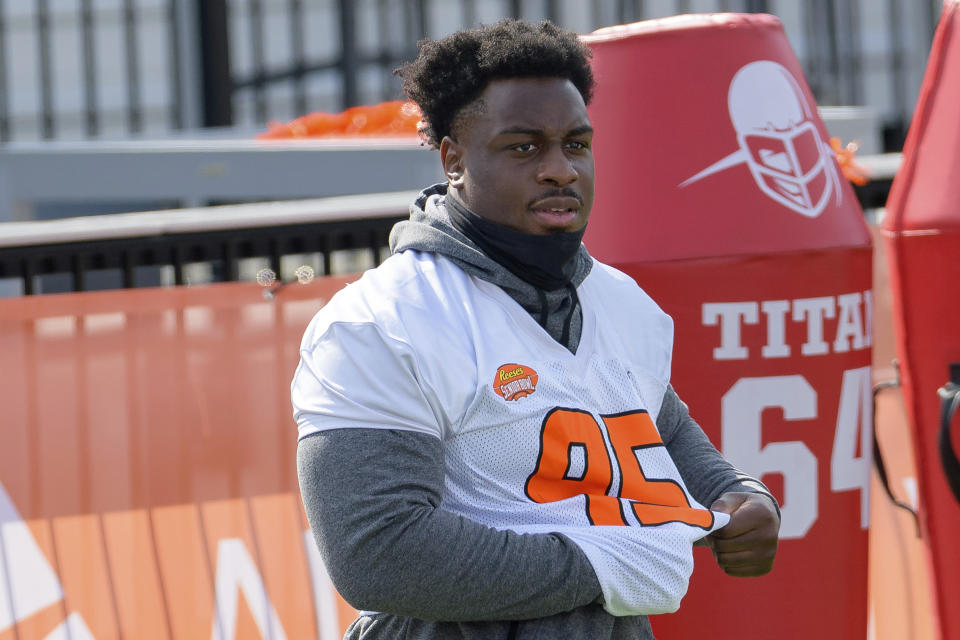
top-left (0, 2), bottom-right (11, 142)
top-left (36, 0), bottom-right (54, 139)
top-left (170, 0), bottom-right (200, 130)
top-left (339, 0), bottom-right (358, 109)
top-left (122, 0), bottom-right (143, 133)
top-left (196, 0), bottom-right (233, 128)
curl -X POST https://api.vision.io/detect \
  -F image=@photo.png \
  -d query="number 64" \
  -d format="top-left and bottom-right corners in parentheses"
top-left (721, 367), bottom-right (873, 539)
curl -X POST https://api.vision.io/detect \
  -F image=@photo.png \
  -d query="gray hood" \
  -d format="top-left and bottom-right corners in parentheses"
top-left (389, 183), bottom-right (593, 353)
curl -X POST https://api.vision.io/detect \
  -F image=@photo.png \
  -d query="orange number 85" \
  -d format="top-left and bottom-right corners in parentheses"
top-left (524, 408), bottom-right (714, 529)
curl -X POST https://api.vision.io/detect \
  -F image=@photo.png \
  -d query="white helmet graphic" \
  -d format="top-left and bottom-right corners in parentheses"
top-left (682, 60), bottom-right (841, 218)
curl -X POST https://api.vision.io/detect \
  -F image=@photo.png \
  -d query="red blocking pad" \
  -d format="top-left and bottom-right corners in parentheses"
top-left (883, 2), bottom-right (960, 639)
top-left (583, 14), bottom-right (872, 639)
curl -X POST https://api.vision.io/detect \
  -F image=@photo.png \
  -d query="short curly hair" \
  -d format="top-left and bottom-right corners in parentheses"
top-left (395, 19), bottom-right (594, 148)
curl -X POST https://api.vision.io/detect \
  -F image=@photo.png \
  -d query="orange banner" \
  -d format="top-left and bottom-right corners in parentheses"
top-left (0, 280), bottom-right (357, 640)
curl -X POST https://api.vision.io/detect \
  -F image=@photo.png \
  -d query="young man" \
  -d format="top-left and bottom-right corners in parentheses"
top-left (293, 19), bottom-right (779, 639)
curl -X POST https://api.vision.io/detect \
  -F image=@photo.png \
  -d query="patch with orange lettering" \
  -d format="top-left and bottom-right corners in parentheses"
top-left (493, 363), bottom-right (539, 401)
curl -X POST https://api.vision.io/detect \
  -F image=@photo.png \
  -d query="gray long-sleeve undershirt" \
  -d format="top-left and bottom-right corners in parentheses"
top-left (297, 385), bottom-right (772, 639)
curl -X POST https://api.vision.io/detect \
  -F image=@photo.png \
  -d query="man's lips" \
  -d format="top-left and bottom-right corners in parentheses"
top-left (529, 196), bottom-right (581, 214)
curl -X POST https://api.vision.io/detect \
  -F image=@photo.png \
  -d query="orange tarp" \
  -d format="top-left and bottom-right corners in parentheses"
top-left (258, 101), bottom-right (421, 139)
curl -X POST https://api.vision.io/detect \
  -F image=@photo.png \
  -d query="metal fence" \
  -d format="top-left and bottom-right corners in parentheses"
top-left (0, 0), bottom-right (945, 149)
top-left (0, 191), bottom-right (412, 296)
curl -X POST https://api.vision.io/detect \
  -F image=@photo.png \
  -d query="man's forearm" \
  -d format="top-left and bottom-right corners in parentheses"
top-left (658, 386), bottom-right (779, 512)
top-left (297, 428), bottom-right (602, 621)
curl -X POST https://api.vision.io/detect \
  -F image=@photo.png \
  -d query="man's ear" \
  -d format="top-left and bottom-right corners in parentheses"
top-left (439, 136), bottom-right (466, 188)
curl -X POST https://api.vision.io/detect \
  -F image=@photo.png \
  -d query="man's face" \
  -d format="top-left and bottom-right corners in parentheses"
top-left (440, 77), bottom-right (595, 235)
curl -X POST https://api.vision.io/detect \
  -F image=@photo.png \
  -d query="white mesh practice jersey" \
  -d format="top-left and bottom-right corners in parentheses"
top-left (292, 250), bottom-right (729, 616)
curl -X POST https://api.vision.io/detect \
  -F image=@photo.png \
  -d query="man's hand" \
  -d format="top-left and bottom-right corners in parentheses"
top-left (706, 492), bottom-right (780, 577)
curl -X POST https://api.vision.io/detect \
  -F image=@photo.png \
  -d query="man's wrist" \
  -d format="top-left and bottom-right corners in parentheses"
top-left (717, 483), bottom-right (781, 522)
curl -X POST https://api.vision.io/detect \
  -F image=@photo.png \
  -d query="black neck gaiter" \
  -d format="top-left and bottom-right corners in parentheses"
top-left (445, 195), bottom-right (586, 291)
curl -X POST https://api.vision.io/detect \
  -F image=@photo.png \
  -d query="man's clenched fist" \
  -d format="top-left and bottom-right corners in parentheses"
top-left (707, 492), bottom-right (780, 577)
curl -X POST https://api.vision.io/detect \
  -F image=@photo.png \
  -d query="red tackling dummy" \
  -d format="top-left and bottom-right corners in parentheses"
top-left (582, 13), bottom-right (872, 639)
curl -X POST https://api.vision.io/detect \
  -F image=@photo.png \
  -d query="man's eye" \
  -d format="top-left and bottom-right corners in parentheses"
top-left (567, 140), bottom-right (589, 150)
top-left (513, 143), bottom-right (536, 152)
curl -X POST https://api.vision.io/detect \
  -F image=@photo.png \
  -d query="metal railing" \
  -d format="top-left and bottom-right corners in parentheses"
top-left (0, 142), bottom-right (902, 297)
top-left (0, 137), bottom-right (443, 222)
top-left (0, 0), bottom-right (945, 149)
top-left (0, 191), bottom-right (413, 296)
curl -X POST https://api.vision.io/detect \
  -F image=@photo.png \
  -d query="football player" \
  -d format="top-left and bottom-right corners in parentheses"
top-left (293, 18), bottom-right (780, 639)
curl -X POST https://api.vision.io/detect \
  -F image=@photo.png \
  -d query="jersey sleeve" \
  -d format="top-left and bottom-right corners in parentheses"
top-left (292, 320), bottom-right (445, 441)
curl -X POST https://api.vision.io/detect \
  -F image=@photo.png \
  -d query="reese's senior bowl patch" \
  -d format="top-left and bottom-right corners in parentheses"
top-left (493, 363), bottom-right (538, 401)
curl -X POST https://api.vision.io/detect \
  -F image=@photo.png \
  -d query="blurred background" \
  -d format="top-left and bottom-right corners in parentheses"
top-left (0, 0), bottom-right (944, 295)
top-left (0, 0), bottom-right (943, 145)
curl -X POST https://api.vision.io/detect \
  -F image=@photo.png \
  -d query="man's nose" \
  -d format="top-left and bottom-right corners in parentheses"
top-left (536, 145), bottom-right (578, 186)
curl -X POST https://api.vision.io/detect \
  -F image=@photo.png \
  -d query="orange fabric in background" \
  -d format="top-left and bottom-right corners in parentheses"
top-left (257, 100), bottom-right (422, 139)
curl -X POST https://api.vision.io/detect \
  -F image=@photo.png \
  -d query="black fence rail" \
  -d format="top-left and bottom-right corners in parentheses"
top-left (0, 194), bottom-right (410, 296)
top-left (0, 0), bottom-right (945, 150)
